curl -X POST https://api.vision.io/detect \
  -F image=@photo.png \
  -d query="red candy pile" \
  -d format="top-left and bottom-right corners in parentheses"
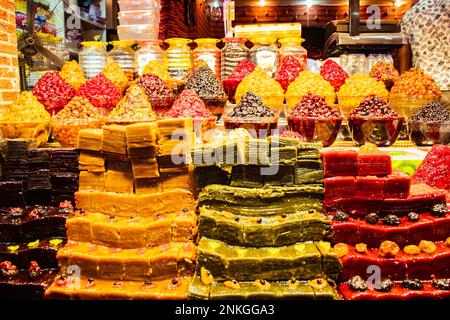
top-left (223, 60), bottom-right (255, 102)
top-left (275, 55), bottom-right (303, 91)
top-left (320, 59), bottom-right (349, 92)
top-left (32, 71), bottom-right (76, 115)
top-left (280, 130), bottom-right (306, 141)
top-left (349, 95), bottom-right (398, 118)
top-left (76, 73), bottom-right (122, 111)
top-left (413, 144), bottom-right (450, 191)
top-left (164, 89), bottom-right (213, 119)
top-left (289, 93), bottom-right (341, 118)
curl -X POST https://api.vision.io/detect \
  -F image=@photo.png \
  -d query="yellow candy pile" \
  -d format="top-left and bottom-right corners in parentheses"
top-left (60, 60), bottom-right (86, 90)
top-left (338, 73), bottom-right (389, 107)
top-left (235, 67), bottom-right (284, 105)
top-left (390, 68), bottom-right (442, 100)
top-left (1, 91), bottom-right (50, 122)
top-left (142, 60), bottom-right (174, 90)
top-left (286, 71), bottom-right (335, 106)
top-left (102, 61), bottom-right (130, 93)
top-left (109, 85), bottom-right (156, 121)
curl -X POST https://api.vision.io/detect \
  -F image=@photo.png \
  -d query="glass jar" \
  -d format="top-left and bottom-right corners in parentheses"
top-left (221, 37), bottom-right (248, 80)
top-left (135, 39), bottom-right (165, 76)
top-left (193, 38), bottom-right (221, 78)
top-left (249, 36), bottom-right (277, 77)
top-left (108, 40), bottom-right (136, 81)
top-left (79, 41), bottom-right (107, 79)
top-left (277, 37), bottom-right (307, 71)
top-left (165, 38), bottom-right (192, 81)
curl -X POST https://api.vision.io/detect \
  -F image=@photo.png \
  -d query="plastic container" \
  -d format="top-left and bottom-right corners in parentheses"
top-left (278, 37), bottom-right (307, 71)
top-left (287, 117), bottom-right (342, 147)
top-left (408, 120), bottom-right (450, 146)
top-left (51, 118), bottom-right (103, 147)
top-left (118, 9), bottom-right (160, 25)
top-left (347, 116), bottom-right (405, 147)
top-left (165, 38), bottom-right (192, 81)
top-left (79, 41), bottom-right (107, 79)
top-left (249, 36), bottom-right (277, 77)
top-left (135, 39), bottom-right (165, 76)
top-left (117, 24), bottom-right (159, 41)
top-left (221, 37), bottom-right (249, 80)
top-left (0, 121), bottom-right (50, 147)
top-left (108, 40), bottom-right (136, 81)
top-left (193, 38), bottom-right (221, 78)
top-left (118, 0), bottom-right (161, 11)
top-left (222, 116), bottom-right (279, 138)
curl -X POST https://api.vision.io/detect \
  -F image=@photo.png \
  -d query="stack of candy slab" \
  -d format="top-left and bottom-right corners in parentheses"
top-left (45, 120), bottom-right (197, 299)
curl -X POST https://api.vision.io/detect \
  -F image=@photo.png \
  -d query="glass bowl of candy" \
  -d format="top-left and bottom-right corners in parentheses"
top-left (51, 118), bottom-right (103, 147)
top-left (389, 97), bottom-right (434, 118)
top-left (347, 116), bottom-right (405, 147)
top-left (287, 117), bottom-right (342, 147)
top-left (407, 120), bottom-right (450, 146)
top-left (202, 95), bottom-right (229, 117)
top-left (223, 116), bottom-right (279, 139)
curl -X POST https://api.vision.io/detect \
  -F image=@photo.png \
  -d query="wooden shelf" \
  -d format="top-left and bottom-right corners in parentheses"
top-left (80, 17), bottom-right (107, 30)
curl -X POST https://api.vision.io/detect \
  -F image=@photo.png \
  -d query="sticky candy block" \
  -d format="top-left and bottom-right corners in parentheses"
top-left (384, 171), bottom-right (411, 199)
top-left (324, 176), bottom-right (356, 200)
top-left (355, 176), bottom-right (385, 200)
top-left (357, 151), bottom-right (392, 176)
top-left (322, 150), bottom-right (358, 177)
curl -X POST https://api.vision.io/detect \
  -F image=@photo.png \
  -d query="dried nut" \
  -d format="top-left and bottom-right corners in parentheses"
top-left (224, 279), bottom-right (240, 290)
top-left (308, 278), bottom-right (328, 290)
top-left (332, 243), bottom-right (349, 257)
top-left (254, 279), bottom-right (270, 289)
top-left (200, 267), bottom-right (213, 285)
top-left (379, 240), bottom-right (400, 258)
top-left (418, 240), bottom-right (437, 254)
top-left (404, 245), bottom-right (421, 255)
top-left (355, 243), bottom-right (368, 254)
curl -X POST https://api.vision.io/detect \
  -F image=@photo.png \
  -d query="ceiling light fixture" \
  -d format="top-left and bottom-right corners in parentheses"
top-left (394, 0), bottom-right (402, 7)
top-left (306, 0), bottom-right (313, 9)
top-left (259, 0), bottom-right (266, 7)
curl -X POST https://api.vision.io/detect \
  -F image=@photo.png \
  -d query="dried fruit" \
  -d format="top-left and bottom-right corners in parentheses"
top-left (224, 279), bottom-right (240, 290)
top-left (230, 92), bottom-right (274, 118)
top-left (403, 245), bottom-right (421, 255)
top-left (410, 101), bottom-right (450, 122)
top-left (32, 71), bottom-right (76, 114)
top-left (402, 279), bottom-right (423, 290)
top-left (185, 66), bottom-right (226, 99)
top-left (164, 89), bottom-right (212, 119)
top-left (350, 95), bottom-right (398, 118)
top-left (338, 73), bottom-right (389, 108)
top-left (1, 91), bottom-right (50, 121)
top-left (235, 67), bottom-right (284, 104)
top-left (374, 279), bottom-right (393, 292)
top-left (431, 204), bottom-right (447, 217)
top-left (286, 71), bottom-right (335, 106)
top-left (365, 213), bottom-right (379, 225)
top-left (0, 260), bottom-right (18, 278)
top-left (28, 261), bottom-right (41, 279)
top-left (320, 59), bottom-right (349, 92)
top-left (369, 62), bottom-right (399, 89)
top-left (76, 73), bottom-right (122, 112)
top-left (383, 214), bottom-right (401, 226)
top-left (355, 243), bottom-right (368, 254)
top-left (407, 212), bottom-right (420, 222)
top-left (254, 279), bottom-right (270, 289)
top-left (102, 61), bottom-right (130, 93)
top-left (333, 210), bottom-right (349, 222)
top-left (418, 240), bottom-right (437, 254)
top-left (379, 240), bottom-right (400, 258)
top-left (332, 243), bottom-right (349, 257)
top-left (348, 275), bottom-right (368, 291)
top-left (289, 93), bottom-right (341, 118)
top-left (390, 68), bottom-right (442, 100)
top-left (60, 60), bottom-right (86, 90)
top-left (275, 55), bottom-right (303, 91)
top-left (431, 279), bottom-right (450, 291)
top-left (200, 267), bottom-right (213, 285)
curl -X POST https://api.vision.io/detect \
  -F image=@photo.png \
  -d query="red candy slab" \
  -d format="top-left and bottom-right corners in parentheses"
top-left (357, 151), bottom-right (392, 176)
top-left (384, 170), bottom-right (411, 199)
top-left (322, 150), bottom-right (358, 177)
top-left (355, 176), bottom-right (385, 200)
top-left (339, 281), bottom-right (450, 300)
top-left (324, 176), bottom-right (356, 200)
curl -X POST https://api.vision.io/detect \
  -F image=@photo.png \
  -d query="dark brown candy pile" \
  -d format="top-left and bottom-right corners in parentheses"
top-left (230, 92), bottom-right (275, 118)
top-left (185, 66), bottom-right (226, 99)
top-left (409, 101), bottom-right (450, 122)
top-left (350, 95), bottom-right (398, 118)
top-left (135, 74), bottom-right (173, 98)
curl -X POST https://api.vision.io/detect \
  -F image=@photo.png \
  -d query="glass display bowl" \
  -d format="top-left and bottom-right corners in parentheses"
top-left (287, 117), bottom-right (343, 147)
top-left (347, 116), bottom-right (405, 147)
top-left (51, 118), bottom-right (103, 147)
top-left (0, 121), bottom-right (50, 147)
top-left (407, 120), bottom-right (450, 146)
top-left (222, 116), bottom-right (279, 138)
top-left (389, 97), bottom-right (434, 118)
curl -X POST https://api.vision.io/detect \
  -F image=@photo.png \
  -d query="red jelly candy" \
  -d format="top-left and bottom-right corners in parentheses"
top-left (320, 59), bottom-right (349, 92)
top-left (164, 89), bottom-right (213, 119)
top-left (357, 152), bottom-right (392, 176)
top-left (413, 144), bottom-right (450, 190)
top-left (274, 55), bottom-right (303, 91)
top-left (223, 60), bottom-right (255, 103)
top-left (76, 73), bottom-right (122, 112)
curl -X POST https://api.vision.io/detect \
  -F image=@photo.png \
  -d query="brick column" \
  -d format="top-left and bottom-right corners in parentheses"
top-left (0, 0), bottom-right (19, 107)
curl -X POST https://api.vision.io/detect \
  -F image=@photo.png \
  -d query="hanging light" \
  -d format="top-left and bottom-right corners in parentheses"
top-left (306, 0), bottom-right (313, 8)
top-left (394, 0), bottom-right (402, 7)
top-left (259, 0), bottom-right (266, 6)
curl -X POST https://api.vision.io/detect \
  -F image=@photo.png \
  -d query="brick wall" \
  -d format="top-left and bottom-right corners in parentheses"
top-left (0, 0), bottom-right (19, 107)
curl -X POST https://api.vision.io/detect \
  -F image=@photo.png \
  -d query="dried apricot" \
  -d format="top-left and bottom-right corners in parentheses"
top-left (355, 243), bottom-right (368, 254)
top-left (418, 240), bottom-right (437, 254)
top-left (379, 240), bottom-right (400, 258)
top-left (200, 267), bottom-right (213, 285)
top-left (224, 279), bottom-right (240, 290)
top-left (254, 279), bottom-right (270, 289)
top-left (332, 243), bottom-right (349, 257)
top-left (403, 245), bottom-right (421, 255)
